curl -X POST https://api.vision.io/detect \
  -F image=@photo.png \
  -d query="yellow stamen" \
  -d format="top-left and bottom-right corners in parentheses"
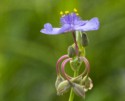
top-left (74, 8), bottom-right (78, 12)
top-left (65, 11), bottom-right (69, 14)
top-left (60, 11), bottom-right (63, 15)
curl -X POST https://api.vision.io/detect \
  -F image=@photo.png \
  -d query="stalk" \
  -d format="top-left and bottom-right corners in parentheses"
top-left (68, 71), bottom-right (78, 101)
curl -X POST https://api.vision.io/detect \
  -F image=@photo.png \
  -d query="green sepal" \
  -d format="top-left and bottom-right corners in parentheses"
top-left (80, 76), bottom-right (93, 92)
top-left (55, 75), bottom-right (64, 90)
top-left (72, 83), bottom-right (85, 98)
top-left (57, 80), bottom-right (71, 95)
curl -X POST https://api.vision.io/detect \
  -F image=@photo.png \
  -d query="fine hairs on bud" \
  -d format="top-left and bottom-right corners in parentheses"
top-left (81, 33), bottom-right (89, 47)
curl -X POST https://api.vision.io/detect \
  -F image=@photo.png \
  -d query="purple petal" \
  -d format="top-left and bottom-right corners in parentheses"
top-left (40, 23), bottom-right (61, 35)
top-left (40, 23), bottom-right (71, 35)
top-left (74, 20), bottom-right (88, 26)
top-left (59, 24), bottom-right (71, 33)
top-left (74, 21), bottom-right (88, 29)
top-left (44, 23), bottom-right (53, 32)
top-left (72, 13), bottom-right (87, 25)
top-left (74, 17), bottom-right (99, 31)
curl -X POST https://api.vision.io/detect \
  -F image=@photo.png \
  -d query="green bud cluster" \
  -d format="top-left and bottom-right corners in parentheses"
top-left (55, 75), bottom-right (82, 95)
top-left (55, 31), bottom-right (94, 100)
top-left (55, 75), bottom-right (93, 98)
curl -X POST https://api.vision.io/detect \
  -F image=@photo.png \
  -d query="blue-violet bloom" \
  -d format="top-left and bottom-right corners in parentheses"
top-left (40, 13), bottom-right (99, 35)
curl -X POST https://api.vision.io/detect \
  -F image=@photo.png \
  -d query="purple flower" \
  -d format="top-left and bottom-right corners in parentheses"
top-left (40, 13), bottom-right (99, 35)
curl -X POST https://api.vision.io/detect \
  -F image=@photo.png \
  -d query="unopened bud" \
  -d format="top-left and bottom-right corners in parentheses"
top-left (81, 76), bottom-right (93, 91)
top-left (68, 46), bottom-right (76, 57)
top-left (57, 80), bottom-right (71, 95)
top-left (81, 33), bottom-right (89, 47)
top-left (72, 83), bottom-right (85, 98)
top-left (55, 76), bottom-right (64, 89)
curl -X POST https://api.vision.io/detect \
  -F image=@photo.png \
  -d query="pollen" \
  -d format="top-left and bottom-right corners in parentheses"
top-left (73, 8), bottom-right (78, 12)
top-left (60, 11), bottom-right (63, 15)
top-left (65, 11), bottom-right (69, 14)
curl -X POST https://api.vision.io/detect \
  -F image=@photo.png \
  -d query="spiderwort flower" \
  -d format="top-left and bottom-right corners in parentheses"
top-left (40, 9), bottom-right (99, 35)
top-left (40, 8), bottom-right (100, 101)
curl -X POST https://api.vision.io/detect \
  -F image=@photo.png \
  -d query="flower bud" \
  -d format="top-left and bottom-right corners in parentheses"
top-left (70, 58), bottom-right (82, 71)
top-left (55, 76), bottom-right (64, 89)
top-left (81, 33), bottom-right (89, 47)
top-left (68, 46), bottom-right (76, 57)
top-left (81, 76), bottom-right (93, 91)
top-left (57, 80), bottom-right (71, 95)
top-left (72, 83), bottom-right (85, 98)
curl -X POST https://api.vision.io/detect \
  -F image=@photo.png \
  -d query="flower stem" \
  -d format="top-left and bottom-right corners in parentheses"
top-left (56, 55), bottom-right (69, 75)
top-left (68, 71), bottom-right (78, 101)
top-left (72, 32), bottom-right (79, 56)
top-left (61, 58), bottom-right (72, 81)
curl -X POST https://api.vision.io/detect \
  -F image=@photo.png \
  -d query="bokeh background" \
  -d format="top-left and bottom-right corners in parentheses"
top-left (0, 0), bottom-right (125, 101)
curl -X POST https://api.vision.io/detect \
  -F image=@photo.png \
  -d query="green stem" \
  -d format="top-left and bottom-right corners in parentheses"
top-left (68, 71), bottom-right (78, 101)
top-left (68, 31), bottom-right (85, 101)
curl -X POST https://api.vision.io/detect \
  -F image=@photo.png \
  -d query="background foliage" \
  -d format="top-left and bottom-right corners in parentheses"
top-left (0, 0), bottom-right (125, 101)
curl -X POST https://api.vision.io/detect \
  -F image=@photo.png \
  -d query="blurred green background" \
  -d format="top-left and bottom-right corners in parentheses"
top-left (0, 0), bottom-right (125, 101)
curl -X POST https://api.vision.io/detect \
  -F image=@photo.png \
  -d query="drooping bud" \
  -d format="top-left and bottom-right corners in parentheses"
top-left (70, 58), bottom-right (82, 71)
top-left (57, 80), bottom-right (71, 95)
top-left (81, 33), bottom-right (89, 47)
top-left (55, 75), bottom-right (64, 89)
top-left (72, 83), bottom-right (85, 98)
top-left (81, 76), bottom-right (93, 92)
top-left (68, 46), bottom-right (76, 58)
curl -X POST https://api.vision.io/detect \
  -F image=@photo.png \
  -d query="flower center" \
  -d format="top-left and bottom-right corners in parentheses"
top-left (60, 8), bottom-right (80, 26)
